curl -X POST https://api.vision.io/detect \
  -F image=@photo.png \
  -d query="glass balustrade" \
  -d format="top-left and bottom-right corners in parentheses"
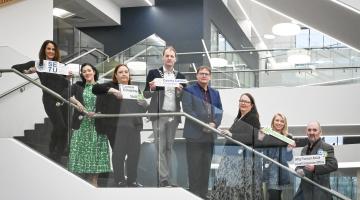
top-left (1, 34), bottom-right (358, 200)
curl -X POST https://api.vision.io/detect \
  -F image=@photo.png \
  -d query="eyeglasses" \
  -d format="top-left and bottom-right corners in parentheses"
top-left (307, 128), bottom-right (318, 132)
top-left (239, 100), bottom-right (251, 104)
top-left (198, 73), bottom-right (210, 77)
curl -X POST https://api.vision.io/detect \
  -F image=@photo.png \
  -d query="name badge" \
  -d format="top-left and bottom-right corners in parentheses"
top-left (153, 78), bottom-right (187, 87)
top-left (120, 84), bottom-right (139, 99)
top-left (262, 127), bottom-right (295, 145)
top-left (294, 155), bottom-right (326, 166)
top-left (35, 60), bottom-right (69, 75)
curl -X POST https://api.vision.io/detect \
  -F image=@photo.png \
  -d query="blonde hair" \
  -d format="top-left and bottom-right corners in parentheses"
top-left (271, 113), bottom-right (288, 136)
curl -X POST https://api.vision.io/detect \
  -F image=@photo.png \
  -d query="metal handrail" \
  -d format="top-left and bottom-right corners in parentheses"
top-left (176, 46), bottom-right (349, 55)
top-left (99, 46), bottom-right (154, 79)
top-left (66, 48), bottom-right (109, 64)
top-left (179, 66), bottom-right (360, 74)
top-left (0, 69), bottom-right (350, 199)
top-left (0, 68), bottom-right (77, 109)
top-left (92, 112), bottom-right (350, 200)
top-left (0, 48), bottom-right (109, 100)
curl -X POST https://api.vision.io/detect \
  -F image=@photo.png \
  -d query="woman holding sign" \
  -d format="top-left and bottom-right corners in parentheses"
top-left (67, 63), bottom-right (111, 186)
top-left (211, 93), bottom-right (263, 200)
top-left (92, 64), bottom-right (147, 187)
top-left (262, 113), bottom-right (295, 200)
top-left (12, 40), bottom-right (70, 162)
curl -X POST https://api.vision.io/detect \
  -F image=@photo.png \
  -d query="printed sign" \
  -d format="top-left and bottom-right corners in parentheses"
top-left (262, 127), bottom-right (295, 145)
top-left (120, 84), bottom-right (139, 99)
top-left (35, 60), bottom-right (69, 75)
top-left (294, 155), bottom-right (326, 166)
top-left (153, 78), bottom-right (187, 87)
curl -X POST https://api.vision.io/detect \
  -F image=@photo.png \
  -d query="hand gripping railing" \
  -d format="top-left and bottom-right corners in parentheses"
top-left (92, 112), bottom-right (350, 200)
top-left (0, 68), bottom-right (82, 112)
top-left (0, 48), bottom-right (109, 100)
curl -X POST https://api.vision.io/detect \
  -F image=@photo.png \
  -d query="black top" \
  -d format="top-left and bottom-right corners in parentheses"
top-left (226, 110), bottom-right (261, 147)
top-left (143, 67), bottom-right (186, 122)
top-left (92, 81), bottom-right (147, 135)
top-left (12, 60), bottom-right (70, 100)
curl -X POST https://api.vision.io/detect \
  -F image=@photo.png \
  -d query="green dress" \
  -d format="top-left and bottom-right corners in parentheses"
top-left (68, 84), bottom-right (111, 173)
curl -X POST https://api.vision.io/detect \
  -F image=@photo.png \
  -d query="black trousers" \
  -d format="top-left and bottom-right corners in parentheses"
top-left (186, 139), bottom-right (214, 199)
top-left (43, 96), bottom-right (69, 158)
top-left (112, 126), bottom-right (141, 183)
top-left (268, 189), bottom-right (282, 200)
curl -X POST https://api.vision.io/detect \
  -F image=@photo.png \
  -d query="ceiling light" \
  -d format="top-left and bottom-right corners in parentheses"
top-left (331, 0), bottom-right (360, 15)
top-left (144, 0), bottom-right (153, 6)
top-left (287, 50), bottom-right (311, 64)
top-left (272, 23), bottom-right (300, 36)
top-left (53, 8), bottom-right (74, 18)
top-left (264, 34), bottom-right (275, 39)
top-left (210, 58), bottom-right (228, 67)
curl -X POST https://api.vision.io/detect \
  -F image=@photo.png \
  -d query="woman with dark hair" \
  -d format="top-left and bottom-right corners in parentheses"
top-left (67, 63), bottom-right (111, 186)
top-left (92, 64), bottom-right (147, 187)
top-left (12, 40), bottom-right (70, 161)
top-left (211, 93), bottom-right (264, 200)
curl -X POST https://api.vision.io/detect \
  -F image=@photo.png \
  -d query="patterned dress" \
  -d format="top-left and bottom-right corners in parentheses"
top-left (211, 148), bottom-right (264, 200)
top-left (68, 84), bottom-right (111, 173)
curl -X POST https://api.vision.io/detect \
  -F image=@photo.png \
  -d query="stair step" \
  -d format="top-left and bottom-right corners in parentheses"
top-left (22, 134), bottom-right (51, 145)
top-left (34, 123), bottom-right (52, 135)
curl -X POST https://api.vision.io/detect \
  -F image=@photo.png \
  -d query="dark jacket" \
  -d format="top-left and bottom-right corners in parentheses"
top-left (68, 81), bottom-right (86, 130)
top-left (263, 136), bottom-right (294, 188)
top-left (182, 83), bottom-right (223, 141)
top-left (143, 67), bottom-right (186, 122)
top-left (294, 139), bottom-right (338, 200)
top-left (92, 82), bottom-right (146, 135)
top-left (12, 61), bottom-right (69, 100)
top-left (223, 111), bottom-right (261, 155)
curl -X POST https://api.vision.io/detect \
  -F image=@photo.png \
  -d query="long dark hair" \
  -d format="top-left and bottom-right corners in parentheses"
top-left (112, 64), bottom-right (131, 85)
top-left (236, 93), bottom-right (259, 119)
top-left (79, 63), bottom-right (98, 83)
top-left (38, 40), bottom-right (60, 64)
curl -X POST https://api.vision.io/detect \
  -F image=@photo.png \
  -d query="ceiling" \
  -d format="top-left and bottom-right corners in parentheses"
top-left (222, 0), bottom-right (360, 70)
top-left (53, 0), bottom-right (154, 27)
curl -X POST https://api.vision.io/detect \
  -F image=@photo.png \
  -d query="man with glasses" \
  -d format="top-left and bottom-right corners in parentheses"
top-left (294, 121), bottom-right (338, 200)
top-left (144, 46), bottom-right (186, 187)
top-left (182, 66), bottom-right (223, 199)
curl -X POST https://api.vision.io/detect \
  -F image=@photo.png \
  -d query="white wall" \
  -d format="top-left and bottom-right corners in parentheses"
top-left (0, 138), bottom-right (201, 200)
top-left (0, 0), bottom-right (53, 59)
top-left (0, 0), bottom-right (52, 137)
top-left (0, 83), bottom-right (46, 137)
top-left (219, 84), bottom-right (360, 128)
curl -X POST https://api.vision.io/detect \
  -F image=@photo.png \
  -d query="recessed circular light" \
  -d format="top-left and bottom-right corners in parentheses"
top-left (272, 23), bottom-right (301, 36)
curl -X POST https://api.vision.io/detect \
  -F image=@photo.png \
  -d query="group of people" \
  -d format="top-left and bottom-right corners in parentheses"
top-left (13, 40), bottom-right (338, 199)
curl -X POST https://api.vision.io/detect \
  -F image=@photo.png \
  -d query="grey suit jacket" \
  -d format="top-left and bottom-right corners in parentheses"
top-left (294, 139), bottom-right (338, 200)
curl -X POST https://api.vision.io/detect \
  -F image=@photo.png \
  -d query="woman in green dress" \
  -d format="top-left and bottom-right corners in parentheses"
top-left (68, 63), bottom-right (111, 186)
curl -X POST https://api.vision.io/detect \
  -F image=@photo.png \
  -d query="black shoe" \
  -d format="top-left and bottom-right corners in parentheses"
top-left (128, 181), bottom-right (143, 187)
top-left (160, 180), bottom-right (172, 187)
top-left (116, 181), bottom-right (127, 187)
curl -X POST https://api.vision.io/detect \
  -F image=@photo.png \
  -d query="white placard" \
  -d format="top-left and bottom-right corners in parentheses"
top-left (66, 63), bottom-right (80, 75)
top-left (262, 127), bottom-right (295, 145)
top-left (35, 60), bottom-right (69, 75)
top-left (294, 155), bottom-right (326, 166)
top-left (120, 84), bottom-right (139, 99)
top-left (153, 78), bottom-right (187, 87)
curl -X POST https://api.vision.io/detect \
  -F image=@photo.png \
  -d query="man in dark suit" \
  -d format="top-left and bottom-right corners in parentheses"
top-left (182, 66), bottom-right (223, 199)
top-left (294, 121), bottom-right (338, 200)
top-left (143, 46), bottom-right (186, 187)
